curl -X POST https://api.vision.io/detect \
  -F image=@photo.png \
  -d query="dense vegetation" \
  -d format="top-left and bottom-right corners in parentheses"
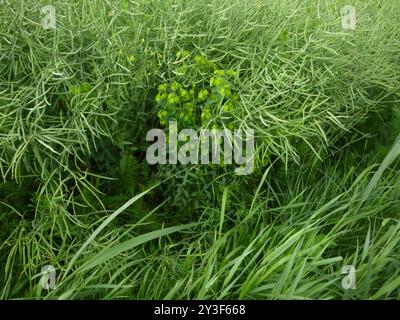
top-left (0, 0), bottom-right (399, 299)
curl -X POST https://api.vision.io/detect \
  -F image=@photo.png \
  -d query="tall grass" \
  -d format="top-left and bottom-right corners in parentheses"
top-left (0, 0), bottom-right (399, 299)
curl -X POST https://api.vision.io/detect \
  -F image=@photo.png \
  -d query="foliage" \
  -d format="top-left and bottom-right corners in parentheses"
top-left (156, 51), bottom-right (239, 130)
top-left (0, 0), bottom-right (399, 300)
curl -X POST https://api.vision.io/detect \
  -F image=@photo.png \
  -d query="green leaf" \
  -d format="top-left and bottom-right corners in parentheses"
top-left (80, 223), bottom-right (195, 272)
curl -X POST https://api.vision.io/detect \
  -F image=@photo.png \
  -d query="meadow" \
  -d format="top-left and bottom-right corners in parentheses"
top-left (0, 0), bottom-right (399, 299)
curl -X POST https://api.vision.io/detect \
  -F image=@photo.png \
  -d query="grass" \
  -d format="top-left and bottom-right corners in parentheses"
top-left (0, 0), bottom-right (399, 299)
